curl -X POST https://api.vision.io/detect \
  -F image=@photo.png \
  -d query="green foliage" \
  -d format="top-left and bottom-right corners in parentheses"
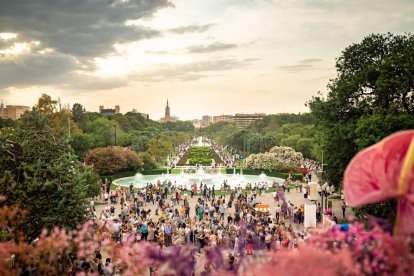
top-left (101, 170), bottom-right (137, 181)
top-left (147, 137), bottom-right (174, 163)
top-left (308, 33), bottom-right (414, 188)
top-left (353, 199), bottom-right (397, 223)
top-left (141, 169), bottom-right (168, 175)
top-left (188, 147), bottom-right (213, 165)
top-left (0, 117), bottom-right (15, 128)
top-left (201, 114), bottom-right (317, 159)
top-left (138, 152), bottom-right (157, 170)
top-left (0, 110), bottom-right (98, 241)
top-left (161, 121), bottom-right (195, 132)
top-left (34, 93), bottom-right (57, 115)
top-left (84, 146), bottom-right (143, 175)
top-left (71, 103), bottom-right (88, 130)
top-left (70, 133), bottom-right (95, 159)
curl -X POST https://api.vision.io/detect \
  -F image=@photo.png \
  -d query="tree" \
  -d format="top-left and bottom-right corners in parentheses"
top-left (49, 108), bottom-right (81, 135)
top-left (308, 33), bottom-right (414, 188)
top-left (70, 133), bottom-right (95, 159)
top-left (71, 103), bottom-right (88, 130)
top-left (0, 117), bottom-right (15, 128)
top-left (138, 152), bottom-right (157, 170)
top-left (146, 137), bottom-right (174, 163)
top-left (0, 110), bottom-right (99, 241)
top-left (84, 146), bottom-right (143, 175)
top-left (34, 94), bottom-right (57, 115)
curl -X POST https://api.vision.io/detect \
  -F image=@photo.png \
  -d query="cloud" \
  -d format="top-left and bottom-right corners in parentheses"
top-left (277, 58), bottom-right (323, 73)
top-left (0, 0), bottom-right (174, 90)
top-left (0, 0), bottom-right (172, 57)
top-left (135, 58), bottom-right (253, 82)
top-left (169, 24), bottom-right (215, 34)
top-left (0, 53), bottom-right (79, 88)
top-left (188, 42), bottom-right (238, 53)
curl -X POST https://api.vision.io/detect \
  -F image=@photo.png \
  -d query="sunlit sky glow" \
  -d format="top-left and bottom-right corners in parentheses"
top-left (0, 0), bottom-right (413, 120)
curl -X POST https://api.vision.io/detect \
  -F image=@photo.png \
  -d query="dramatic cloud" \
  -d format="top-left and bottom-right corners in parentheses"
top-left (0, 0), bottom-right (172, 57)
top-left (188, 42), bottom-right (238, 53)
top-left (169, 24), bottom-right (215, 34)
top-left (0, 0), bottom-right (173, 89)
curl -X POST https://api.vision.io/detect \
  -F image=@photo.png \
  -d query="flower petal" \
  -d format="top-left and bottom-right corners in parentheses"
top-left (344, 130), bottom-right (414, 207)
top-left (344, 145), bottom-right (391, 206)
top-left (396, 195), bottom-right (414, 235)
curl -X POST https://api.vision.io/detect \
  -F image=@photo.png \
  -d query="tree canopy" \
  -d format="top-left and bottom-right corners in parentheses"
top-left (0, 110), bottom-right (99, 241)
top-left (308, 33), bottom-right (414, 188)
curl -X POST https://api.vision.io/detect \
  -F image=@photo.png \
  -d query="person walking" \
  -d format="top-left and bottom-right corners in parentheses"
top-left (341, 201), bottom-right (346, 220)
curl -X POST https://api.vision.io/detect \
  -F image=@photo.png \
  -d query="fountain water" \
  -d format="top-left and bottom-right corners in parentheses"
top-left (134, 173), bottom-right (143, 181)
top-left (259, 172), bottom-right (267, 181)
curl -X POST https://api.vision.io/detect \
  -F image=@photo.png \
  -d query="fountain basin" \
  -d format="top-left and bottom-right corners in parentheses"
top-left (114, 172), bottom-right (284, 189)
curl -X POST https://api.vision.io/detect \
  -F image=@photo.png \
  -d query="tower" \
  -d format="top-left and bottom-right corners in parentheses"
top-left (165, 99), bottom-right (171, 120)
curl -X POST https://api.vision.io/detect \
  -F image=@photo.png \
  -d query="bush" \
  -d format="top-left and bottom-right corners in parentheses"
top-left (141, 169), bottom-right (168, 175)
top-left (243, 146), bottom-right (303, 172)
top-left (84, 146), bottom-right (143, 175)
top-left (138, 152), bottom-right (157, 170)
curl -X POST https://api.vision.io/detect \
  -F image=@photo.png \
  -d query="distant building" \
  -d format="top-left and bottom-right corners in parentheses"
top-left (99, 105), bottom-right (120, 116)
top-left (213, 114), bottom-right (233, 123)
top-left (201, 115), bottom-right (212, 127)
top-left (233, 113), bottom-right (266, 128)
top-left (192, 119), bottom-right (202, 128)
top-left (0, 103), bottom-right (30, 120)
top-left (160, 99), bottom-right (178, 122)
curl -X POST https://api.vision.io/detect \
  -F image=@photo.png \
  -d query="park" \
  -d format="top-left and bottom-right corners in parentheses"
top-left (0, 1), bottom-right (414, 275)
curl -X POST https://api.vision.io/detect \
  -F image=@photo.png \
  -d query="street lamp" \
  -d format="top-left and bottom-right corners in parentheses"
top-left (321, 182), bottom-right (330, 210)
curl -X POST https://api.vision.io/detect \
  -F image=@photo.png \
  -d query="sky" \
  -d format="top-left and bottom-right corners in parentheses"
top-left (0, 0), bottom-right (413, 120)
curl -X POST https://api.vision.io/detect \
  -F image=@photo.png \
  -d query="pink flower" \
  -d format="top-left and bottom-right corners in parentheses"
top-left (344, 130), bottom-right (414, 235)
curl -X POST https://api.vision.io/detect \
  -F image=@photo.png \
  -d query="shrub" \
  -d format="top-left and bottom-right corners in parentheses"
top-left (243, 146), bottom-right (303, 173)
top-left (138, 152), bottom-right (157, 170)
top-left (84, 146), bottom-right (143, 175)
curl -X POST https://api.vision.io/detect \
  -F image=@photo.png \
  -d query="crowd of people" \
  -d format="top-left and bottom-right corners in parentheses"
top-left (87, 177), bottom-right (313, 275)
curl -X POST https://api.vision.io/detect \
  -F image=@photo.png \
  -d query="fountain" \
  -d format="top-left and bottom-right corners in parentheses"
top-left (258, 172), bottom-right (267, 181)
top-left (134, 173), bottom-right (143, 181)
top-left (114, 169), bottom-right (284, 190)
top-left (197, 136), bottom-right (204, 147)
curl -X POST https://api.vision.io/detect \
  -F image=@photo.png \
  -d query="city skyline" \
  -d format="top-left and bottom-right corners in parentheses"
top-left (1, 0), bottom-right (413, 120)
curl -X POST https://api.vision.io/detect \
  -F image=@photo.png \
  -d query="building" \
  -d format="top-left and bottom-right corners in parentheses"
top-left (192, 119), bottom-right (202, 128)
top-left (160, 99), bottom-right (178, 122)
top-left (232, 113), bottom-right (266, 128)
top-left (0, 103), bottom-right (30, 120)
top-left (99, 105), bottom-right (120, 116)
top-left (201, 115), bottom-right (212, 127)
top-left (213, 114), bottom-right (233, 123)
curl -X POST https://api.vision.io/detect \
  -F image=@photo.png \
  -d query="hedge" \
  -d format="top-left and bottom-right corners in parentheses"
top-left (101, 171), bottom-right (137, 181)
top-left (141, 169), bottom-right (168, 175)
top-left (224, 168), bottom-right (303, 181)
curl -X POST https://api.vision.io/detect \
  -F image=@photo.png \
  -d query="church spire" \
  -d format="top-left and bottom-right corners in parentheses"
top-left (165, 99), bottom-right (170, 117)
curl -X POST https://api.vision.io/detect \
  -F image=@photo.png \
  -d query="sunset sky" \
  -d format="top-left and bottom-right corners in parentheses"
top-left (0, 0), bottom-right (413, 120)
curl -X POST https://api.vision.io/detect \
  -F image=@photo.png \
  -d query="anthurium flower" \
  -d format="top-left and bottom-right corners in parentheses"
top-left (344, 130), bottom-right (414, 235)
